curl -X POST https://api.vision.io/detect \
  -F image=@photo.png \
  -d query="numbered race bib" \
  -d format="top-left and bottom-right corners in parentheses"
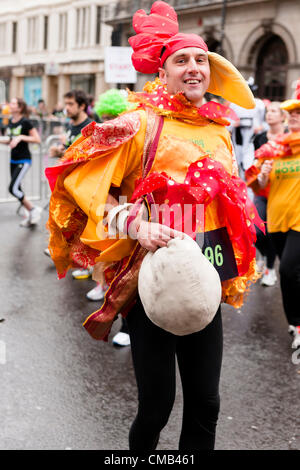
top-left (196, 227), bottom-right (238, 281)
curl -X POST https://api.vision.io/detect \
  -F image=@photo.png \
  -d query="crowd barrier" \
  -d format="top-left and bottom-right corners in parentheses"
top-left (0, 134), bottom-right (61, 204)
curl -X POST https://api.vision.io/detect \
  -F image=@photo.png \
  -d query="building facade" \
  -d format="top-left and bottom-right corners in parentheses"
top-left (103, 0), bottom-right (300, 101)
top-left (0, 0), bottom-right (112, 109)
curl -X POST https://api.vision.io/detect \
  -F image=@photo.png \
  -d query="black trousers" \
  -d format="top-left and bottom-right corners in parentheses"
top-left (126, 299), bottom-right (223, 451)
top-left (269, 230), bottom-right (300, 326)
top-left (9, 162), bottom-right (31, 202)
top-left (254, 195), bottom-right (276, 269)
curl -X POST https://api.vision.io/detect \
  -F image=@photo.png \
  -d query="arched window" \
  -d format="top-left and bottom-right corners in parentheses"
top-left (255, 35), bottom-right (288, 101)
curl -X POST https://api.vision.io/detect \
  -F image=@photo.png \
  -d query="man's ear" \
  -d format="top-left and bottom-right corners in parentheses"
top-left (158, 67), bottom-right (167, 85)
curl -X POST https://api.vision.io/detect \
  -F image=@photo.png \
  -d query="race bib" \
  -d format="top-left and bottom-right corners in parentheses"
top-left (196, 227), bottom-right (238, 281)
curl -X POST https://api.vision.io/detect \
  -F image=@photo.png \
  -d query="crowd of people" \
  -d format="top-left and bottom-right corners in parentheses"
top-left (1, 0), bottom-right (299, 450)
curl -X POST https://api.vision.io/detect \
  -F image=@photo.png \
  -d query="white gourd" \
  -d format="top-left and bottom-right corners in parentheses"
top-left (138, 234), bottom-right (222, 335)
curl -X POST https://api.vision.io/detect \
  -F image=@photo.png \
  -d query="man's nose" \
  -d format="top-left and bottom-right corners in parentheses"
top-left (187, 58), bottom-right (198, 73)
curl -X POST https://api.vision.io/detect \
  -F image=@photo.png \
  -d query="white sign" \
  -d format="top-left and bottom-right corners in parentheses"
top-left (105, 47), bottom-right (137, 84)
top-left (45, 62), bottom-right (59, 76)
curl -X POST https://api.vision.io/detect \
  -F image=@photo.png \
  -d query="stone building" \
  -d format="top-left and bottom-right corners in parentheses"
top-left (0, 0), bottom-right (112, 109)
top-left (103, 0), bottom-right (300, 100)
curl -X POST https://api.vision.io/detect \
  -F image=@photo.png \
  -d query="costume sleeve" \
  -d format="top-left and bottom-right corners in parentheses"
top-left (46, 110), bottom-right (147, 278)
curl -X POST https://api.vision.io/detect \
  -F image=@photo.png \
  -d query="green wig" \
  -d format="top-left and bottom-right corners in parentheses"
top-left (94, 89), bottom-right (134, 118)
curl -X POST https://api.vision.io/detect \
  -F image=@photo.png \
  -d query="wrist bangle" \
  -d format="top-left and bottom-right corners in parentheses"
top-left (106, 203), bottom-right (133, 237)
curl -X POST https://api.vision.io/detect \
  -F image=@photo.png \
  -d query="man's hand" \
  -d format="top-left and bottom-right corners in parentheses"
top-left (136, 220), bottom-right (184, 252)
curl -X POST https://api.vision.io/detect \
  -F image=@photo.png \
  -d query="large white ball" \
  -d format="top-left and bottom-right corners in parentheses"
top-left (138, 234), bottom-right (222, 335)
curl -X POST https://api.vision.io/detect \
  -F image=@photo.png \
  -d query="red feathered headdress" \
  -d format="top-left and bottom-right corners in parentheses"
top-left (129, 1), bottom-right (208, 74)
top-left (129, 1), bottom-right (255, 109)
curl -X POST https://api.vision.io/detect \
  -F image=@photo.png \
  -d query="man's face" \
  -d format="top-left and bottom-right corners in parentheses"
top-left (64, 97), bottom-right (82, 119)
top-left (288, 108), bottom-right (300, 132)
top-left (158, 47), bottom-right (210, 107)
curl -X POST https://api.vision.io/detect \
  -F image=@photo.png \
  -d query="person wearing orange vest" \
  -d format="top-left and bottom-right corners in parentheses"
top-left (46, 1), bottom-right (262, 450)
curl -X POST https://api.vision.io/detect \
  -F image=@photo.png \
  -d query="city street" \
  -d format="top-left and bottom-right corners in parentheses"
top-left (0, 201), bottom-right (299, 450)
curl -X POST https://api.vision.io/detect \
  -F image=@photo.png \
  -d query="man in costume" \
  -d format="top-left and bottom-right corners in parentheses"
top-left (46, 1), bottom-right (263, 450)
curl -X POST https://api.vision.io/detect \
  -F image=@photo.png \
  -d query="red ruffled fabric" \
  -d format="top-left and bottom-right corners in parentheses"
top-left (129, 79), bottom-right (238, 125)
top-left (254, 138), bottom-right (292, 161)
top-left (131, 157), bottom-right (265, 277)
top-left (296, 79), bottom-right (300, 100)
top-left (129, 1), bottom-right (208, 73)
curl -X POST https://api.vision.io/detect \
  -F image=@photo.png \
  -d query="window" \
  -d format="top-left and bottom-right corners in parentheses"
top-left (70, 74), bottom-right (95, 96)
top-left (95, 6), bottom-right (101, 45)
top-left (0, 23), bottom-right (6, 53)
top-left (59, 13), bottom-right (67, 50)
top-left (256, 35), bottom-right (288, 101)
top-left (44, 16), bottom-right (48, 50)
top-left (12, 22), bottom-right (17, 53)
top-left (27, 16), bottom-right (39, 52)
top-left (76, 7), bottom-right (91, 47)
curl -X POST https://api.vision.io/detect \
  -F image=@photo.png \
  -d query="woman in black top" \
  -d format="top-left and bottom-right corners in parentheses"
top-left (5, 98), bottom-right (42, 226)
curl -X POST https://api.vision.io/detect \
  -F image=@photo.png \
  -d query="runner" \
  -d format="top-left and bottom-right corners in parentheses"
top-left (87, 89), bottom-right (135, 347)
top-left (48, 89), bottom-right (92, 279)
top-left (46, 1), bottom-right (262, 450)
top-left (246, 102), bottom-right (287, 285)
top-left (4, 97), bottom-right (42, 227)
top-left (255, 81), bottom-right (300, 350)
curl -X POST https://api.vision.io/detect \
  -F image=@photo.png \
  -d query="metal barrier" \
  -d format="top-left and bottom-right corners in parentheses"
top-left (0, 134), bottom-right (62, 204)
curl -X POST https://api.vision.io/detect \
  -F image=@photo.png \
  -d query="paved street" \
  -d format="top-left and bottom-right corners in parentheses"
top-left (0, 201), bottom-right (299, 450)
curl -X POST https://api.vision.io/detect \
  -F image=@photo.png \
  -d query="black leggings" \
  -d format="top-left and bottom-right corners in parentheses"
top-left (126, 299), bottom-right (223, 451)
top-left (269, 230), bottom-right (300, 326)
top-left (9, 162), bottom-right (31, 202)
top-left (254, 196), bottom-right (276, 269)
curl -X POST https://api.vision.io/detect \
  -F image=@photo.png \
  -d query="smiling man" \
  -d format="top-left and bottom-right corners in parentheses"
top-left (159, 47), bottom-right (210, 106)
top-left (46, 1), bottom-right (261, 451)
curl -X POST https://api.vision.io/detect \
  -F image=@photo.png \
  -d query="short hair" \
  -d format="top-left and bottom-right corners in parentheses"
top-left (64, 89), bottom-right (89, 112)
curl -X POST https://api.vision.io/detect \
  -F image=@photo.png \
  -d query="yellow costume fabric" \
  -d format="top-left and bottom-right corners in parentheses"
top-left (47, 100), bottom-right (257, 311)
top-left (267, 133), bottom-right (300, 233)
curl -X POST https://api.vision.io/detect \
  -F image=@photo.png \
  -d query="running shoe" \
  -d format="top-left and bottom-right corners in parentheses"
top-left (44, 248), bottom-right (51, 257)
top-left (29, 206), bottom-right (43, 224)
top-left (256, 256), bottom-right (266, 274)
top-left (86, 283), bottom-right (106, 301)
top-left (112, 332), bottom-right (131, 347)
top-left (291, 326), bottom-right (300, 349)
top-left (261, 268), bottom-right (277, 287)
top-left (71, 268), bottom-right (93, 279)
top-left (20, 206), bottom-right (42, 227)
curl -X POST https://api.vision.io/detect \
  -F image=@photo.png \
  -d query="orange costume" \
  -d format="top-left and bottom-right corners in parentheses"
top-left (46, 77), bottom-right (263, 340)
top-left (246, 131), bottom-right (300, 233)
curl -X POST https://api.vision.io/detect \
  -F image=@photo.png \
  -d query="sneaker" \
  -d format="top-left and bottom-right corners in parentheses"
top-left (19, 216), bottom-right (31, 227)
top-left (291, 326), bottom-right (300, 349)
top-left (20, 206), bottom-right (42, 227)
top-left (29, 206), bottom-right (43, 225)
top-left (72, 268), bottom-right (93, 279)
top-left (261, 268), bottom-right (277, 287)
top-left (112, 331), bottom-right (131, 347)
top-left (288, 325), bottom-right (296, 335)
top-left (44, 248), bottom-right (51, 257)
top-left (86, 283), bottom-right (106, 301)
top-left (256, 257), bottom-right (266, 274)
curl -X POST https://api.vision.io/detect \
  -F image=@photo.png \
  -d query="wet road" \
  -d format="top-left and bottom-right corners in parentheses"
top-left (0, 201), bottom-right (299, 450)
